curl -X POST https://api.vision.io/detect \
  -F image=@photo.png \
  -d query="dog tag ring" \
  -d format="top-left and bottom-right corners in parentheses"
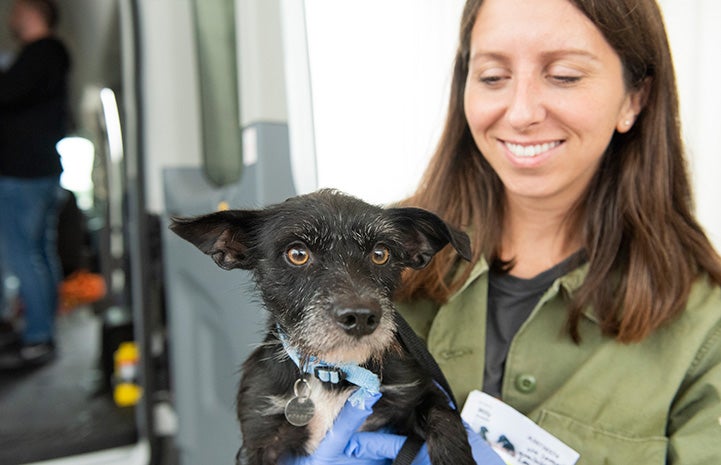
top-left (284, 378), bottom-right (315, 426)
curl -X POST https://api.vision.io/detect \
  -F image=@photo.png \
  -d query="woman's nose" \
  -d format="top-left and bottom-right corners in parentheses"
top-left (505, 77), bottom-right (546, 131)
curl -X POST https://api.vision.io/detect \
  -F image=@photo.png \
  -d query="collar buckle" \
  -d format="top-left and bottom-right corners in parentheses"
top-left (314, 365), bottom-right (346, 384)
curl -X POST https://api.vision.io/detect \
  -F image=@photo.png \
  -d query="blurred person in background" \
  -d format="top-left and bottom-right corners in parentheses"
top-left (0, 0), bottom-right (70, 369)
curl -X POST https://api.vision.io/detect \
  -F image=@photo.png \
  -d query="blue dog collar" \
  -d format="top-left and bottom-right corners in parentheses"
top-left (276, 325), bottom-right (381, 404)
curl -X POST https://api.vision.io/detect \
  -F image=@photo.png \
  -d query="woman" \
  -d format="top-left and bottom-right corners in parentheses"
top-left (286, 0), bottom-right (721, 463)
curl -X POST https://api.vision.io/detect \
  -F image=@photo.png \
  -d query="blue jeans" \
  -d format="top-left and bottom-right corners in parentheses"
top-left (0, 176), bottom-right (62, 344)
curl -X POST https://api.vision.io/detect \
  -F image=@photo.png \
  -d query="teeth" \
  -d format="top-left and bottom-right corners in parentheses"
top-left (505, 141), bottom-right (561, 157)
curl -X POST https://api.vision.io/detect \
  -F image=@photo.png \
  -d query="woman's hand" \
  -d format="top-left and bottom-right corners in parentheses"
top-left (346, 420), bottom-right (505, 465)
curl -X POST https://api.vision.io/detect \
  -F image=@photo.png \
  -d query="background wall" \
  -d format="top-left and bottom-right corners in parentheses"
top-left (301, 0), bottom-right (465, 205)
top-left (659, 0), bottom-right (721, 247)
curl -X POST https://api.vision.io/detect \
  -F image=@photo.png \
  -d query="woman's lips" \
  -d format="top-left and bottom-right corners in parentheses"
top-left (503, 140), bottom-right (563, 158)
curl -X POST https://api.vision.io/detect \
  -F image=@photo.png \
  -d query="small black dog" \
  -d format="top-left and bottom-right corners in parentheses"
top-left (170, 189), bottom-right (475, 465)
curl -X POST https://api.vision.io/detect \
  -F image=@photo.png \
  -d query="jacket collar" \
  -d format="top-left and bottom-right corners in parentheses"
top-left (449, 257), bottom-right (599, 324)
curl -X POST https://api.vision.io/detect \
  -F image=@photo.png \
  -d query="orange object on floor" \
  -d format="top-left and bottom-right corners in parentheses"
top-left (58, 270), bottom-right (107, 314)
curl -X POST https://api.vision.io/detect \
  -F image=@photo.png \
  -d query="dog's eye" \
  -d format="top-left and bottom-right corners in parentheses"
top-left (370, 245), bottom-right (390, 266)
top-left (286, 244), bottom-right (310, 266)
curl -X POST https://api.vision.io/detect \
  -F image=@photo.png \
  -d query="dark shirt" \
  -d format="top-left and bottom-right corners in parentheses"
top-left (0, 37), bottom-right (71, 178)
top-left (484, 251), bottom-right (586, 398)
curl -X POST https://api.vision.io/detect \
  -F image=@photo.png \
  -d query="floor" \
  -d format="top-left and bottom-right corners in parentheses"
top-left (0, 308), bottom-right (137, 465)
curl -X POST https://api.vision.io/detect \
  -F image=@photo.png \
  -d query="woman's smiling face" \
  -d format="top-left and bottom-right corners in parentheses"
top-left (464, 0), bottom-right (644, 207)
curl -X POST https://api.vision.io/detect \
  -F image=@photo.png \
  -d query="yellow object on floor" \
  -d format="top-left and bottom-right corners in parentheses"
top-left (113, 342), bottom-right (143, 407)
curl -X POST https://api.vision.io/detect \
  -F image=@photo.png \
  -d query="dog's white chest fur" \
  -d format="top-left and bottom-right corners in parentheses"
top-left (263, 377), bottom-right (353, 453)
top-left (304, 378), bottom-right (353, 452)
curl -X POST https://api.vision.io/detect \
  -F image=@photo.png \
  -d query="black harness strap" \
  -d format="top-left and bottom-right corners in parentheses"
top-left (393, 434), bottom-right (425, 465)
top-left (393, 312), bottom-right (457, 406)
top-left (391, 312), bottom-right (458, 465)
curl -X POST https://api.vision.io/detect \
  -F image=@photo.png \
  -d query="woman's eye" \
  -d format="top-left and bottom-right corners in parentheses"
top-left (286, 243), bottom-right (310, 266)
top-left (469, 66), bottom-right (509, 87)
top-left (549, 75), bottom-right (582, 85)
top-left (370, 245), bottom-right (390, 266)
top-left (479, 75), bottom-right (507, 86)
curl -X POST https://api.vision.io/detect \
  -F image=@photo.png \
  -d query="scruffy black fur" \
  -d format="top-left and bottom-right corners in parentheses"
top-left (170, 189), bottom-right (475, 465)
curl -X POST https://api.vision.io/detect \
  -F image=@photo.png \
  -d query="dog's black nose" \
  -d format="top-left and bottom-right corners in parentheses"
top-left (333, 307), bottom-right (381, 337)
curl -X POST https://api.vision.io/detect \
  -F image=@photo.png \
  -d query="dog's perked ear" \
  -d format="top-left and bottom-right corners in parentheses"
top-left (385, 207), bottom-right (472, 269)
top-left (169, 210), bottom-right (263, 270)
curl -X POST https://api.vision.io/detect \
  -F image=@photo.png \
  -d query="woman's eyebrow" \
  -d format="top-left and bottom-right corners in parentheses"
top-left (468, 48), bottom-right (600, 64)
top-left (540, 49), bottom-right (601, 62)
top-left (468, 51), bottom-right (507, 64)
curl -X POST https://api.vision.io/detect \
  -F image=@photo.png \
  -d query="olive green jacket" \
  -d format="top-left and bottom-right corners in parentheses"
top-left (398, 259), bottom-right (721, 464)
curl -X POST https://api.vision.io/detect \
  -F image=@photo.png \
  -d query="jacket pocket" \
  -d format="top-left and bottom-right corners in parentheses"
top-left (537, 409), bottom-right (668, 465)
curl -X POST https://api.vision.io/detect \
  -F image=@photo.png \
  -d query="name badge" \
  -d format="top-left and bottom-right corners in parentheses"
top-left (461, 390), bottom-right (580, 465)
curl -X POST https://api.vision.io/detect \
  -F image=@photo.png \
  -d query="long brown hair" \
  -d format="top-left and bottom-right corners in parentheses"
top-left (397, 0), bottom-right (721, 343)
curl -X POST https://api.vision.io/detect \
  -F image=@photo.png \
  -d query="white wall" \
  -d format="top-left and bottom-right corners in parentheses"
top-left (298, 0), bottom-right (466, 205)
top-left (659, 0), bottom-right (721, 249)
top-left (295, 1), bottom-right (721, 248)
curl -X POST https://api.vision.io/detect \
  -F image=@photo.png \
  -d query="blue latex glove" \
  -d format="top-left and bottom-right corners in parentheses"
top-left (279, 390), bottom-right (390, 465)
top-left (345, 420), bottom-right (505, 465)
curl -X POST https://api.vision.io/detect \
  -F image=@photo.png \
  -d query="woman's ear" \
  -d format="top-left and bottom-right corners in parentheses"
top-left (617, 77), bottom-right (651, 133)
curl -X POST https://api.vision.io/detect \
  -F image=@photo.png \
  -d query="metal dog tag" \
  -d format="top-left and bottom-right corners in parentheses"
top-left (284, 377), bottom-right (315, 427)
top-left (284, 396), bottom-right (315, 426)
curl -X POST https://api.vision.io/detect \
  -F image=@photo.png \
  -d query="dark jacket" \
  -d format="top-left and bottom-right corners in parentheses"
top-left (0, 37), bottom-right (71, 178)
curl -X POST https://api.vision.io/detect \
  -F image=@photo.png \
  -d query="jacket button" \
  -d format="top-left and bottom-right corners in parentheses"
top-left (515, 374), bottom-right (537, 393)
